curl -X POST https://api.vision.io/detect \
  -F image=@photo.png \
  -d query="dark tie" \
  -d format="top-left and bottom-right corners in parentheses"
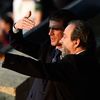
top-left (52, 49), bottom-right (61, 63)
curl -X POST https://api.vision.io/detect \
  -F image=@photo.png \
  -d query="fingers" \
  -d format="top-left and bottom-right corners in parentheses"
top-left (21, 21), bottom-right (34, 30)
top-left (15, 17), bottom-right (35, 30)
top-left (14, 11), bottom-right (35, 30)
top-left (22, 18), bottom-right (35, 29)
top-left (23, 18), bottom-right (34, 26)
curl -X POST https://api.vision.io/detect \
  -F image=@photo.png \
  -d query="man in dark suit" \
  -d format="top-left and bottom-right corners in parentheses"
top-left (0, 20), bottom-right (99, 100)
top-left (11, 9), bottom-right (76, 100)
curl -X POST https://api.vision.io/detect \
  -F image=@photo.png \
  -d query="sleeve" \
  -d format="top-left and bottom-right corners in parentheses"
top-left (2, 53), bottom-right (79, 81)
top-left (9, 31), bottom-right (41, 59)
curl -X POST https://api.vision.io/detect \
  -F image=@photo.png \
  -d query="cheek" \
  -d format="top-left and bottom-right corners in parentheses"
top-left (63, 40), bottom-right (71, 51)
top-left (62, 40), bottom-right (67, 48)
top-left (62, 43), bottom-right (69, 54)
top-left (57, 33), bottom-right (63, 41)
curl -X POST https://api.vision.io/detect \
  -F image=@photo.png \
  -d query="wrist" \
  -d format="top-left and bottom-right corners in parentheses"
top-left (13, 23), bottom-right (17, 29)
top-left (13, 23), bottom-right (19, 33)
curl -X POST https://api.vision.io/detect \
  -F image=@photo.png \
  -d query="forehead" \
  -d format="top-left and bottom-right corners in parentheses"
top-left (49, 20), bottom-right (63, 28)
top-left (64, 24), bottom-right (75, 36)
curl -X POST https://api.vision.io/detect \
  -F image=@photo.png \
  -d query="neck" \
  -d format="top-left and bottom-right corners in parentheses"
top-left (73, 47), bottom-right (85, 54)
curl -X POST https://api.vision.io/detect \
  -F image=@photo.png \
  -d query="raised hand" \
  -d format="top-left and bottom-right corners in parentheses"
top-left (14, 11), bottom-right (35, 30)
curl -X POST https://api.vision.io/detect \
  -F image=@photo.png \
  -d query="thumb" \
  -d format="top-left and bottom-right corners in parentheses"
top-left (24, 11), bottom-right (31, 18)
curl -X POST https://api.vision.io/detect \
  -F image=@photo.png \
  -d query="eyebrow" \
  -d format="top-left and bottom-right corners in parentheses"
top-left (49, 26), bottom-right (64, 30)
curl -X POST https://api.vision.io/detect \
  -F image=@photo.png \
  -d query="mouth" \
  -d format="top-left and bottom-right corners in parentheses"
top-left (50, 37), bottom-right (55, 42)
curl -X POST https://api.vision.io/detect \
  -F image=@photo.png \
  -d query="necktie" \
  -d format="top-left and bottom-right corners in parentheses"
top-left (52, 49), bottom-right (61, 63)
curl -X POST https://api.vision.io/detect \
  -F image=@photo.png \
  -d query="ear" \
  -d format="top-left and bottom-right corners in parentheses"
top-left (73, 39), bottom-right (80, 48)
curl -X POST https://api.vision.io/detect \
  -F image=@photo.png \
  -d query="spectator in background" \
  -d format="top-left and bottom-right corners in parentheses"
top-left (0, 14), bottom-right (13, 47)
top-left (0, 14), bottom-right (13, 34)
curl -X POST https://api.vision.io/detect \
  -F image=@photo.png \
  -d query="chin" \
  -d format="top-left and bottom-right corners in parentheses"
top-left (51, 42), bottom-right (56, 46)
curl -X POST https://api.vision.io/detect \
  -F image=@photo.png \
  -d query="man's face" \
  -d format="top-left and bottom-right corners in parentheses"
top-left (49, 20), bottom-right (64, 46)
top-left (60, 24), bottom-right (76, 54)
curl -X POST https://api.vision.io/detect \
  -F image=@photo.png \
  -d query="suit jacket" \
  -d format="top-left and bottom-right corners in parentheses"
top-left (2, 51), bottom-right (100, 100)
top-left (26, 42), bottom-right (55, 100)
top-left (10, 31), bottom-right (42, 59)
top-left (10, 31), bottom-right (58, 100)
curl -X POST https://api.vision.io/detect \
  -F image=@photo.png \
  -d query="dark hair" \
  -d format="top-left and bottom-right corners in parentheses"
top-left (69, 20), bottom-right (96, 53)
top-left (49, 9), bottom-right (76, 30)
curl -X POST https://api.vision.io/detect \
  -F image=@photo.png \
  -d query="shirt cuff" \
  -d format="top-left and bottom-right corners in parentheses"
top-left (13, 23), bottom-right (20, 34)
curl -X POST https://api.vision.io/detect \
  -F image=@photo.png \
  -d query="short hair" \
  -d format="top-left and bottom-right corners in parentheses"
top-left (49, 9), bottom-right (76, 30)
top-left (68, 20), bottom-right (96, 53)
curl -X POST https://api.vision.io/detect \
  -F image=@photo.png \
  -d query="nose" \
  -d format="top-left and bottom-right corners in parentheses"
top-left (48, 29), bottom-right (54, 36)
